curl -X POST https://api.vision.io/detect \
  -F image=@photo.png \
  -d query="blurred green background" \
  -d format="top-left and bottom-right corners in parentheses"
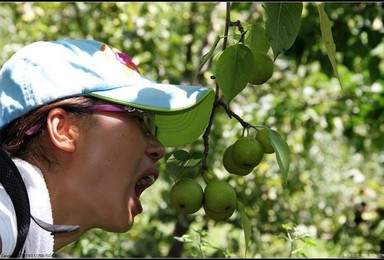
top-left (0, 2), bottom-right (383, 258)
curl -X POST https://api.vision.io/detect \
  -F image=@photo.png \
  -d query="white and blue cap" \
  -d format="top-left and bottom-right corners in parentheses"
top-left (0, 39), bottom-right (215, 147)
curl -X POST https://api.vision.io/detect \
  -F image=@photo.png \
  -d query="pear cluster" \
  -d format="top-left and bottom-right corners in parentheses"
top-left (170, 178), bottom-right (237, 221)
top-left (223, 128), bottom-right (275, 176)
top-left (169, 128), bottom-right (276, 221)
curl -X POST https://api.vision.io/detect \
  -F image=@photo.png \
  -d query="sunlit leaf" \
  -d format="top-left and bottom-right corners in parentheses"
top-left (299, 237), bottom-right (317, 247)
top-left (215, 44), bottom-right (254, 104)
top-left (195, 34), bottom-right (221, 79)
top-left (295, 251), bottom-right (308, 258)
top-left (173, 235), bottom-right (193, 243)
top-left (263, 3), bottom-right (303, 60)
top-left (317, 3), bottom-right (343, 89)
top-left (270, 130), bottom-right (290, 187)
top-left (236, 200), bottom-right (251, 257)
top-left (282, 222), bottom-right (294, 230)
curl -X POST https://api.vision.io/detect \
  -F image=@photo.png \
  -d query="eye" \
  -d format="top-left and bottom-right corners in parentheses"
top-left (129, 113), bottom-right (157, 137)
top-left (133, 116), bottom-right (144, 123)
top-left (132, 116), bottom-right (150, 136)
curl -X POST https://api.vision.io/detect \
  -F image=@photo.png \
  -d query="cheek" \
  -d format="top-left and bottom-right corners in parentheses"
top-left (79, 116), bottom-right (155, 230)
top-left (77, 118), bottom-right (146, 216)
top-left (83, 116), bottom-right (147, 179)
top-left (106, 123), bottom-right (147, 159)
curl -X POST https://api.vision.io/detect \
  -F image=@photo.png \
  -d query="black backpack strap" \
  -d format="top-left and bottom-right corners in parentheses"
top-left (0, 148), bottom-right (80, 254)
top-left (0, 148), bottom-right (30, 257)
top-left (0, 148), bottom-right (80, 257)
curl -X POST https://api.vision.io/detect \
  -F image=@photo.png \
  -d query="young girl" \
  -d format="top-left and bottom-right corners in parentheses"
top-left (0, 39), bottom-right (214, 257)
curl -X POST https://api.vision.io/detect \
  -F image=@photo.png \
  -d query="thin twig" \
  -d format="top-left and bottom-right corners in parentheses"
top-left (217, 100), bottom-right (252, 129)
top-left (200, 2), bottom-right (233, 175)
top-left (200, 2), bottom-right (251, 176)
top-left (200, 83), bottom-right (220, 174)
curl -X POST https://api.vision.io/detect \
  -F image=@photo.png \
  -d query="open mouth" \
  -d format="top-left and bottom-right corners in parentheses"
top-left (135, 175), bottom-right (156, 198)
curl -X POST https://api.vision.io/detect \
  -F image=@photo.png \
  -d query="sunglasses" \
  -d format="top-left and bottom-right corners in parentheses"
top-left (25, 104), bottom-right (158, 137)
top-left (87, 104), bottom-right (158, 137)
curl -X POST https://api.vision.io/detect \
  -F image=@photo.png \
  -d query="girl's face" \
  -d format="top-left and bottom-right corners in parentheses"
top-left (64, 109), bottom-right (165, 232)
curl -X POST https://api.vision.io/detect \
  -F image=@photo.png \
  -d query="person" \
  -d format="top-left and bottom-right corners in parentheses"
top-left (0, 39), bottom-right (215, 257)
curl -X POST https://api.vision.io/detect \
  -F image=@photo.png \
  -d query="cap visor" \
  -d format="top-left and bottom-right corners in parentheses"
top-left (88, 83), bottom-right (215, 147)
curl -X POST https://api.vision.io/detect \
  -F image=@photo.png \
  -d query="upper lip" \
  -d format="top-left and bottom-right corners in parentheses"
top-left (143, 165), bottom-right (159, 182)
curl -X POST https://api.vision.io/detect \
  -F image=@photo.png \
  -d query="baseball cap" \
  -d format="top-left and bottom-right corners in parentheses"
top-left (0, 39), bottom-right (215, 147)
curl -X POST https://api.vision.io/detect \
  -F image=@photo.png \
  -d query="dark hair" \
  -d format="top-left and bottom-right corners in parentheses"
top-left (0, 96), bottom-right (100, 167)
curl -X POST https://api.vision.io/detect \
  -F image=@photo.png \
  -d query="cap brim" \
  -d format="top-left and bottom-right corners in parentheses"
top-left (88, 83), bottom-right (215, 147)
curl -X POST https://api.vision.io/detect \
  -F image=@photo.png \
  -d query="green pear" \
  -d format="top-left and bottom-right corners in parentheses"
top-left (232, 137), bottom-right (264, 168)
top-left (223, 144), bottom-right (254, 176)
top-left (170, 178), bottom-right (203, 214)
top-left (203, 180), bottom-right (236, 221)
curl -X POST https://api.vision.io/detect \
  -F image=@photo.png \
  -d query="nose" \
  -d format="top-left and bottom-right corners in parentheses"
top-left (147, 136), bottom-right (165, 162)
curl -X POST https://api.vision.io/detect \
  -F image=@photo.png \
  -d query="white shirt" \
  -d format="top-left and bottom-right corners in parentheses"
top-left (0, 158), bottom-right (54, 258)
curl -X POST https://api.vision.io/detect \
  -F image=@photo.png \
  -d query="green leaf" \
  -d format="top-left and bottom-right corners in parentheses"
top-left (236, 200), bottom-right (251, 257)
top-left (166, 150), bottom-right (203, 180)
top-left (165, 159), bottom-right (184, 176)
top-left (185, 152), bottom-right (204, 167)
top-left (173, 235), bottom-right (193, 243)
top-left (215, 44), bottom-right (254, 104)
top-left (269, 130), bottom-right (290, 187)
top-left (173, 149), bottom-right (191, 161)
top-left (295, 251), bottom-right (308, 258)
top-left (244, 23), bottom-right (270, 54)
top-left (282, 222), bottom-right (294, 231)
top-left (194, 34), bottom-right (221, 79)
top-left (165, 150), bottom-right (189, 177)
top-left (317, 3), bottom-right (343, 89)
top-left (299, 237), bottom-right (317, 247)
top-left (263, 3), bottom-right (303, 60)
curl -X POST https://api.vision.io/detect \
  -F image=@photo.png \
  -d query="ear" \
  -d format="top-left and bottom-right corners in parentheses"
top-left (46, 108), bottom-right (78, 153)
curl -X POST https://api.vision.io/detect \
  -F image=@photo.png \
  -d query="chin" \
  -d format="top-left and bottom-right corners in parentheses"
top-left (102, 215), bottom-right (135, 233)
top-left (105, 222), bottom-right (133, 233)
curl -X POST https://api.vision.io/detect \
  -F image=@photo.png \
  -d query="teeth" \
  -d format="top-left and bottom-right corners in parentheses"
top-left (137, 175), bottom-right (155, 186)
top-left (148, 175), bottom-right (155, 184)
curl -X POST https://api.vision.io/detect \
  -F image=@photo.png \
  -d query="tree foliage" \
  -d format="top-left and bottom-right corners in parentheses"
top-left (0, 2), bottom-right (383, 258)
